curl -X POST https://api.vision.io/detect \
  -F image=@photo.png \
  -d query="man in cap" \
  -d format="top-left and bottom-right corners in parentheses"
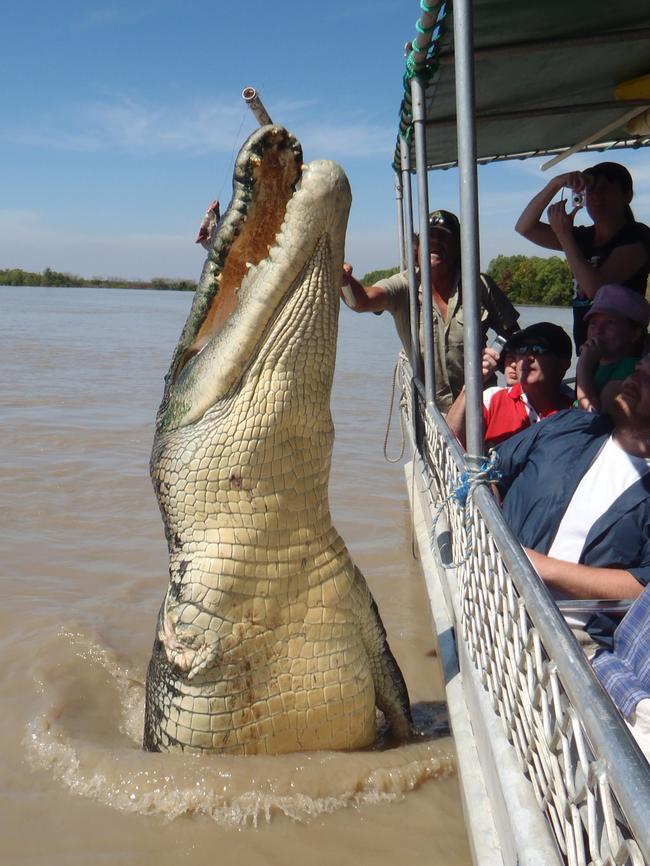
top-left (495, 354), bottom-right (650, 648)
top-left (446, 322), bottom-right (574, 449)
top-left (341, 210), bottom-right (519, 413)
top-left (576, 283), bottom-right (650, 413)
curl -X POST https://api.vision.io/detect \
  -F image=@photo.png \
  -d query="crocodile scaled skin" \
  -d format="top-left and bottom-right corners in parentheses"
top-left (144, 124), bottom-right (412, 754)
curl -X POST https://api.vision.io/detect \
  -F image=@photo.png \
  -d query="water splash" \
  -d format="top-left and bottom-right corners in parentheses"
top-left (25, 630), bottom-right (455, 826)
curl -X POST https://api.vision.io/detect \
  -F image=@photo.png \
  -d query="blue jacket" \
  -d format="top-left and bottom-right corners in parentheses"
top-left (496, 409), bottom-right (650, 587)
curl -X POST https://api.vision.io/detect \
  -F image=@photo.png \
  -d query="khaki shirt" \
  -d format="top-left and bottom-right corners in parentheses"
top-left (377, 270), bottom-right (519, 413)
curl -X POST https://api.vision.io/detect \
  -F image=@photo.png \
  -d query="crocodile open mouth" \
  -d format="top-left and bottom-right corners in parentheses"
top-left (172, 125), bottom-right (303, 383)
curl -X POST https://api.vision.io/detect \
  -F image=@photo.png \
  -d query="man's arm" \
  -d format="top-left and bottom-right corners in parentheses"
top-left (575, 337), bottom-right (603, 412)
top-left (445, 348), bottom-right (499, 445)
top-left (340, 264), bottom-right (390, 313)
top-left (524, 548), bottom-right (644, 599)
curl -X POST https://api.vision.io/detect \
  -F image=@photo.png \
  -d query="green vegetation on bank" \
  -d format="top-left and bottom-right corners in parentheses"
top-left (0, 267), bottom-right (197, 292)
top-left (487, 255), bottom-right (572, 306)
top-left (360, 267), bottom-right (402, 286)
top-left (1, 255), bottom-right (574, 305)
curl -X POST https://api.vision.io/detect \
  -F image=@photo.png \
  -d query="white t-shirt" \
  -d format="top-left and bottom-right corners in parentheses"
top-left (548, 435), bottom-right (650, 625)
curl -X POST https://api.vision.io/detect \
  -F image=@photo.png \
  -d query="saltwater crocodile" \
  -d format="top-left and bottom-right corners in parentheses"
top-left (143, 124), bottom-right (413, 754)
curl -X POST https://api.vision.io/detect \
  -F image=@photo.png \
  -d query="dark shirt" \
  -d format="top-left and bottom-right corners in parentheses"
top-left (571, 221), bottom-right (650, 349)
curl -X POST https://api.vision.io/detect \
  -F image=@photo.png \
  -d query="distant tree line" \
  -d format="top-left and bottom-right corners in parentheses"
top-left (0, 267), bottom-right (197, 292)
top-left (359, 254), bottom-right (573, 306)
top-left (1, 255), bottom-right (574, 305)
top-left (360, 267), bottom-right (402, 287)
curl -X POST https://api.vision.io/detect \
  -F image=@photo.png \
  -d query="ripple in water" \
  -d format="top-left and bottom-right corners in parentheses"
top-left (25, 630), bottom-right (456, 826)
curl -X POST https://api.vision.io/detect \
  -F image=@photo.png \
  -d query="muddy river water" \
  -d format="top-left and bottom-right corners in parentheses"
top-left (1, 284), bottom-right (477, 865)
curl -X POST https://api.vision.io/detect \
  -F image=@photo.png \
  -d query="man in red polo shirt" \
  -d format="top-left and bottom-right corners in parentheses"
top-left (446, 322), bottom-right (574, 449)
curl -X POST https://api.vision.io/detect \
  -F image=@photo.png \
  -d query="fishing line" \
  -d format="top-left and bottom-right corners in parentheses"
top-left (213, 102), bottom-right (249, 205)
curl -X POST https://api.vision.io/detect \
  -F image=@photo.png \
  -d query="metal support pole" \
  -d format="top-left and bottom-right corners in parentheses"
top-left (394, 172), bottom-right (407, 272)
top-left (399, 137), bottom-right (422, 385)
top-left (410, 76), bottom-right (436, 409)
top-left (452, 0), bottom-right (484, 462)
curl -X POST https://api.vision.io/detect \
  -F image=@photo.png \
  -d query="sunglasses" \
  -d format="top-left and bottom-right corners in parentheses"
top-left (513, 343), bottom-right (552, 357)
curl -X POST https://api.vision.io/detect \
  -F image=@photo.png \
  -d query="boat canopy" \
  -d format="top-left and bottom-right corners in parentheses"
top-left (395, 0), bottom-right (650, 171)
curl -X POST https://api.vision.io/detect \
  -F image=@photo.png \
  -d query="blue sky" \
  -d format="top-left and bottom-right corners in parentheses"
top-left (3, 0), bottom-right (650, 281)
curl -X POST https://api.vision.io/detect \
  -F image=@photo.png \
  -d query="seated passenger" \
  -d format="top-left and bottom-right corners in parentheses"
top-left (498, 340), bottom-right (520, 388)
top-left (592, 584), bottom-right (650, 762)
top-left (495, 355), bottom-right (650, 647)
top-left (576, 283), bottom-right (650, 413)
top-left (341, 210), bottom-right (519, 413)
top-left (446, 323), bottom-right (574, 448)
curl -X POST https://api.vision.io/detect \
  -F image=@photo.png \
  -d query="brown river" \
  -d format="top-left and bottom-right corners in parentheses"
top-left (2, 284), bottom-right (476, 866)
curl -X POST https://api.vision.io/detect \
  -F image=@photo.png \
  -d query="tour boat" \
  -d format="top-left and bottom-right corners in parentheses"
top-left (391, 1), bottom-right (650, 864)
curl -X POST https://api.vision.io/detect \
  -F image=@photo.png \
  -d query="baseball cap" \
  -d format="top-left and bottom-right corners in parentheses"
top-left (428, 210), bottom-right (460, 237)
top-left (583, 162), bottom-right (633, 194)
top-left (508, 322), bottom-right (572, 362)
top-left (584, 283), bottom-right (650, 327)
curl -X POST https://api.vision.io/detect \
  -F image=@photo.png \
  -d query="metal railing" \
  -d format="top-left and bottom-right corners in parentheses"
top-left (398, 355), bottom-right (650, 866)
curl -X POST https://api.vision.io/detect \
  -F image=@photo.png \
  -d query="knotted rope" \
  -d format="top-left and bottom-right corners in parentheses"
top-left (430, 451), bottom-right (502, 568)
top-left (383, 359), bottom-right (407, 464)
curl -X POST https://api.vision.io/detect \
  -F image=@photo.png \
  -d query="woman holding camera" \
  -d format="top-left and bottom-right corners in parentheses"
top-left (515, 162), bottom-right (650, 351)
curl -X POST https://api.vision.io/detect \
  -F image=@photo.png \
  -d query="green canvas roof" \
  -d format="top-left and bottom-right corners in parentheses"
top-left (395, 0), bottom-right (650, 171)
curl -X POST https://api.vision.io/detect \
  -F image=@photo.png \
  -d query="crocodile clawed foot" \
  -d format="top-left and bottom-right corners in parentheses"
top-left (158, 612), bottom-right (219, 678)
top-left (185, 641), bottom-right (220, 680)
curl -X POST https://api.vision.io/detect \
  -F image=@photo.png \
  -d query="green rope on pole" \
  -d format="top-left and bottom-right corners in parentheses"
top-left (415, 19), bottom-right (436, 35)
top-left (404, 55), bottom-right (438, 83)
top-left (395, 0), bottom-right (448, 163)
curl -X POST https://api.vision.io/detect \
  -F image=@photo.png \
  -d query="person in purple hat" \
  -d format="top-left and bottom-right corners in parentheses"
top-left (515, 162), bottom-right (650, 352)
top-left (576, 283), bottom-right (650, 413)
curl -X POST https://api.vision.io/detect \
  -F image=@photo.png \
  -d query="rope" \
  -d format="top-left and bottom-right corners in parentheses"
top-left (410, 453), bottom-right (418, 560)
top-left (415, 19), bottom-right (437, 35)
top-left (430, 451), bottom-right (502, 568)
top-left (383, 359), bottom-right (407, 464)
top-left (392, 0), bottom-right (449, 169)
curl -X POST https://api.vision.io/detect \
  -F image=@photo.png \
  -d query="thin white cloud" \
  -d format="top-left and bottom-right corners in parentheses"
top-left (2, 95), bottom-right (392, 159)
top-left (299, 122), bottom-right (395, 159)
